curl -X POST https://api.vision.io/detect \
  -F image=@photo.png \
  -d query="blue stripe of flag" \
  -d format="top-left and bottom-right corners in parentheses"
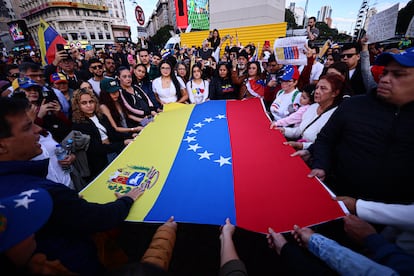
top-left (284, 47), bottom-right (294, 59)
top-left (144, 100), bottom-right (236, 225)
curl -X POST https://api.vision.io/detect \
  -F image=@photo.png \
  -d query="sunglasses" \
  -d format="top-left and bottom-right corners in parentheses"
top-left (90, 65), bottom-right (103, 70)
top-left (9, 73), bottom-right (19, 78)
top-left (340, 53), bottom-right (357, 59)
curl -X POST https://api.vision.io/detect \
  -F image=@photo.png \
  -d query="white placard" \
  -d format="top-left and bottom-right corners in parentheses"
top-left (367, 4), bottom-right (399, 44)
top-left (273, 36), bottom-right (308, 65)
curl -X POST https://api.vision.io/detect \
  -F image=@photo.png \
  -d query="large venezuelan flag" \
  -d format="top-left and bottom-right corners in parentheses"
top-left (37, 18), bottom-right (67, 66)
top-left (81, 99), bottom-right (345, 233)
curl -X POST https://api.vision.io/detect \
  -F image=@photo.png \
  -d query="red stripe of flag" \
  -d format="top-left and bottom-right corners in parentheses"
top-left (227, 98), bottom-right (344, 233)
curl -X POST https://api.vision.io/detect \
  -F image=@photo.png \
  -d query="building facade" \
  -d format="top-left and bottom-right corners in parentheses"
top-left (18, 0), bottom-right (130, 48)
top-left (210, 0), bottom-right (285, 29)
top-left (146, 0), bottom-right (176, 37)
top-left (317, 5), bottom-right (332, 23)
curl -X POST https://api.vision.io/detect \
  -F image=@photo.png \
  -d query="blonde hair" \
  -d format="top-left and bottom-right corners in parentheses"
top-left (71, 88), bottom-right (101, 123)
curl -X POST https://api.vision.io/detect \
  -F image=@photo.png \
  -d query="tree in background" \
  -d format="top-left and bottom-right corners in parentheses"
top-left (316, 22), bottom-right (338, 40)
top-left (151, 25), bottom-right (174, 49)
top-left (285, 9), bottom-right (297, 29)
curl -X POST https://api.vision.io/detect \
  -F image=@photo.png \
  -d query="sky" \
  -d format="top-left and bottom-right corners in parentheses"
top-left (125, 0), bottom-right (409, 42)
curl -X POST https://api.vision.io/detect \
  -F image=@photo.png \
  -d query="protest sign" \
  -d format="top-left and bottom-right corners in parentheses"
top-left (273, 36), bottom-right (308, 65)
top-left (367, 4), bottom-right (399, 44)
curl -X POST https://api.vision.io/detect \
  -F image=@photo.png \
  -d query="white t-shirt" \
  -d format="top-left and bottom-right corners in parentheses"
top-left (152, 76), bottom-right (186, 104)
top-left (310, 62), bottom-right (324, 83)
top-left (32, 132), bottom-right (72, 188)
top-left (270, 89), bottom-right (302, 121)
top-left (186, 80), bottom-right (209, 104)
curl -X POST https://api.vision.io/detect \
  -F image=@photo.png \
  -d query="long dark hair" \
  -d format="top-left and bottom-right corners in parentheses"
top-left (159, 60), bottom-right (182, 99)
top-left (214, 62), bottom-right (232, 80)
top-left (246, 61), bottom-right (262, 77)
top-left (99, 89), bottom-right (128, 126)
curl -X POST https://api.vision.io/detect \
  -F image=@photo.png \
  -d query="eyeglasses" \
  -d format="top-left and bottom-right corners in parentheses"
top-left (90, 65), bottom-right (103, 70)
top-left (340, 53), bottom-right (357, 59)
top-left (9, 73), bottom-right (19, 78)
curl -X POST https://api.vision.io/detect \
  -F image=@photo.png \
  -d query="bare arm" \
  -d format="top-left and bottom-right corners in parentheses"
top-left (100, 104), bottom-right (142, 133)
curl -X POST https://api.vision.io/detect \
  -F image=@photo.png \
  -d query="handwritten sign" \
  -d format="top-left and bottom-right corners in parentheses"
top-left (273, 36), bottom-right (308, 65)
top-left (367, 4), bottom-right (399, 44)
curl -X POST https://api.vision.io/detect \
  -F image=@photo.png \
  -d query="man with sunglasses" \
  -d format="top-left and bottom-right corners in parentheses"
top-left (0, 64), bottom-right (19, 97)
top-left (87, 58), bottom-right (105, 96)
top-left (340, 42), bottom-right (365, 95)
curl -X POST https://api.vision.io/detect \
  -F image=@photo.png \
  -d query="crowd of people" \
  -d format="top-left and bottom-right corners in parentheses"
top-left (0, 25), bottom-right (414, 275)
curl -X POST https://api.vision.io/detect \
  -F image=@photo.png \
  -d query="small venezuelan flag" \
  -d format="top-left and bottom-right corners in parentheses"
top-left (37, 18), bottom-right (67, 66)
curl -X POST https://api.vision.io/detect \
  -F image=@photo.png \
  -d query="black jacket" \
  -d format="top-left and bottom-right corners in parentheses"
top-left (72, 115), bottom-right (128, 180)
top-left (311, 91), bottom-right (414, 203)
top-left (209, 76), bottom-right (238, 100)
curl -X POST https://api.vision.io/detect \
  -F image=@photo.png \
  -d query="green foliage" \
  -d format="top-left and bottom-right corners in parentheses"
top-left (285, 9), bottom-right (297, 29)
top-left (396, 0), bottom-right (414, 34)
top-left (315, 22), bottom-right (338, 40)
top-left (151, 25), bottom-right (174, 48)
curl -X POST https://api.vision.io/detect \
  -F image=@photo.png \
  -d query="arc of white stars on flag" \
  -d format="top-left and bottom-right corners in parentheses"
top-left (198, 150), bottom-right (214, 160)
top-left (185, 114), bottom-right (231, 166)
top-left (20, 189), bottom-right (39, 197)
top-left (194, 122), bottom-right (204, 128)
top-left (214, 156), bottom-right (232, 167)
top-left (183, 136), bottom-right (196, 143)
top-left (188, 143), bottom-right (202, 152)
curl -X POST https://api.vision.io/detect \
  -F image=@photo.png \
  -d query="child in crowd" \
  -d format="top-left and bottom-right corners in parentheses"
top-left (270, 84), bottom-right (315, 128)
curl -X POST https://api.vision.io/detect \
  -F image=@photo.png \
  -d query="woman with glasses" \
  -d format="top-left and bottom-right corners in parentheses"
top-left (186, 64), bottom-right (209, 104)
top-left (152, 60), bottom-right (188, 106)
top-left (239, 61), bottom-right (266, 99)
top-left (209, 62), bottom-right (238, 100)
top-left (72, 88), bottom-right (133, 180)
top-left (118, 67), bottom-right (157, 127)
